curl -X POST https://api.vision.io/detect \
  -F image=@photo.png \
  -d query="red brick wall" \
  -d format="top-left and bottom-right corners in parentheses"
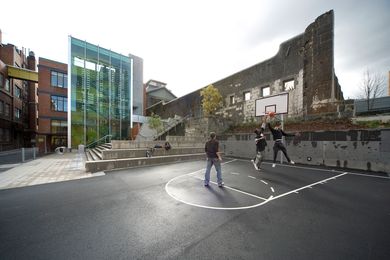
top-left (37, 57), bottom-right (67, 152)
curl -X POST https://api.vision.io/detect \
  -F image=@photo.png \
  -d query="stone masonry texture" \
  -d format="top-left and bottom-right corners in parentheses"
top-left (148, 10), bottom-right (344, 127)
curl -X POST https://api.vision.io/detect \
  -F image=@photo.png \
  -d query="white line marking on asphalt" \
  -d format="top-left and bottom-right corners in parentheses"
top-left (261, 180), bottom-right (268, 185)
top-left (267, 172), bottom-right (349, 202)
top-left (208, 181), bottom-right (268, 201)
top-left (231, 172), bottom-right (240, 175)
top-left (271, 187), bottom-right (274, 193)
top-left (347, 173), bottom-right (390, 179)
top-left (226, 158), bottom-right (390, 179)
top-left (165, 158), bottom-right (276, 210)
top-left (248, 176), bottom-right (256, 179)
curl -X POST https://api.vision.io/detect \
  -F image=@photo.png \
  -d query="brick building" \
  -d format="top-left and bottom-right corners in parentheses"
top-left (148, 10), bottom-right (344, 126)
top-left (0, 30), bottom-right (38, 151)
top-left (36, 58), bottom-right (68, 153)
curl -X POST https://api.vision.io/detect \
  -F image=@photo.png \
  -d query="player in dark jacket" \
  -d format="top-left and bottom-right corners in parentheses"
top-left (251, 118), bottom-right (267, 171)
top-left (204, 132), bottom-right (223, 187)
top-left (267, 116), bottom-right (296, 167)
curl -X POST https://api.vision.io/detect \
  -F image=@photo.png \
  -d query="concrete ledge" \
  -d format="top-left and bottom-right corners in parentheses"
top-left (85, 153), bottom-right (205, 173)
top-left (102, 147), bottom-right (205, 160)
top-left (111, 140), bottom-right (203, 149)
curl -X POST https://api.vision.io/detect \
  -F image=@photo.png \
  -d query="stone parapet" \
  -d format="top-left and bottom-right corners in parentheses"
top-left (85, 153), bottom-right (205, 173)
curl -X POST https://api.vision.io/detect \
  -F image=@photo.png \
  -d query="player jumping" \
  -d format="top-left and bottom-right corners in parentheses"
top-left (266, 115), bottom-right (297, 167)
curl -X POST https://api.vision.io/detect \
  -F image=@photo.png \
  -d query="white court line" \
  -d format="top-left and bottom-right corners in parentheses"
top-left (228, 157), bottom-right (345, 173)
top-left (165, 158), bottom-right (274, 210)
top-left (261, 180), bottom-right (268, 185)
top-left (188, 159), bottom-right (238, 177)
top-left (267, 172), bottom-right (349, 202)
top-left (189, 173), bottom-right (268, 201)
top-left (347, 172), bottom-right (390, 179)
top-left (226, 157), bottom-right (390, 178)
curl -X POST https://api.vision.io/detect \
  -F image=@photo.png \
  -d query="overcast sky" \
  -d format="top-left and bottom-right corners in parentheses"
top-left (1, 0), bottom-right (389, 99)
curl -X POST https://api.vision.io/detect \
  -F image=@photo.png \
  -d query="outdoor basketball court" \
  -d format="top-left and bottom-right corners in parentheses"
top-left (1, 157), bottom-right (389, 259)
top-left (165, 158), bottom-right (389, 211)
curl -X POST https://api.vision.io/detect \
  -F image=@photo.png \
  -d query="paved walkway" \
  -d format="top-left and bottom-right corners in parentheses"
top-left (0, 151), bottom-right (103, 190)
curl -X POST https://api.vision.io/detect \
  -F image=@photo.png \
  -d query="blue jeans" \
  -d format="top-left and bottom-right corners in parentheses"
top-left (204, 157), bottom-right (222, 184)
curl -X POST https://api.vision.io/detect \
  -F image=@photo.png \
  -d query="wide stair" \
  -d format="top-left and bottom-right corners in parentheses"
top-left (85, 143), bottom-right (112, 161)
top-left (85, 136), bottom-right (208, 173)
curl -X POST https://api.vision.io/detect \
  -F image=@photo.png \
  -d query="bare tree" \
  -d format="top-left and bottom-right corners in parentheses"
top-left (358, 69), bottom-right (386, 110)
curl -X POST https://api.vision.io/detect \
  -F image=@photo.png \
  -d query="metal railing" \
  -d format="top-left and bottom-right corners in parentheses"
top-left (153, 115), bottom-right (190, 140)
top-left (85, 135), bottom-right (112, 149)
top-left (0, 147), bottom-right (39, 165)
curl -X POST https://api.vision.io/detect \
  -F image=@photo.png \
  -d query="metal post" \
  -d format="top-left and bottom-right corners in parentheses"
top-left (280, 114), bottom-right (284, 164)
top-left (22, 148), bottom-right (25, 163)
top-left (33, 147), bottom-right (36, 159)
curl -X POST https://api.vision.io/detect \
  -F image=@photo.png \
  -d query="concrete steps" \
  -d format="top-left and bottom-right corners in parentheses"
top-left (85, 138), bottom-right (206, 173)
top-left (85, 143), bottom-right (112, 162)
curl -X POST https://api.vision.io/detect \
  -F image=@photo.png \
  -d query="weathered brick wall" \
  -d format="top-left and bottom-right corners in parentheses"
top-left (302, 10), bottom-right (343, 114)
top-left (147, 10), bottom-right (344, 133)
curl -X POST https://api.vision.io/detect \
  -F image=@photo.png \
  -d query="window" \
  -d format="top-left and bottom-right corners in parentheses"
top-left (51, 120), bottom-right (67, 133)
top-left (15, 108), bottom-right (21, 119)
top-left (244, 91), bottom-right (251, 101)
top-left (51, 71), bottom-right (68, 88)
top-left (5, 104), bottom-right (10, 117)
top-left (0, 74), bottom-right (3, 88)
top-left (0, 128), bottom-right (10, 142)
top-left (4, 79), bottom-right (10, 92)
top-left (5, 129), bottom-right (10, 142)
top-left (15, 85), bottom-right (21, 98)
top-left (51, 95), bottom-right (68, 112)
top-left (261, 86), bottom-right (270, 97)
top-left (230, 95), bottom-right (235, 105)
top-left (284, 79), bottom-right (295, 91)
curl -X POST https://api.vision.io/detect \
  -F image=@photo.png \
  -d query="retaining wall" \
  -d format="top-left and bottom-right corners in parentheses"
top-left (221, 129), bottom-right (390, 174)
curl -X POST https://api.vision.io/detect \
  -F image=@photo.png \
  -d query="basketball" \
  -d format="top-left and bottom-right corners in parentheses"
top-left (268, 111), bottom-right (275, 117)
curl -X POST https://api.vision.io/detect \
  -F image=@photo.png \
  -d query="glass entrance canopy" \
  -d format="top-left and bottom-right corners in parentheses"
top-left (68, 36), bottom-right (133, 148)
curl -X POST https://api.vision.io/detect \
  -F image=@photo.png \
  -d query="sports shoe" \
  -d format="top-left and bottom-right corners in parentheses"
top-left (204, 182), bottom-right (209, 187)
top-left (252, 160), bottom-right (259, 170)
top-left (218, 182), bottom-right (224, 187)
top-left (272, 163), bottom-right (276, 168)
top-left (290, 161), bottom-right (295, 165)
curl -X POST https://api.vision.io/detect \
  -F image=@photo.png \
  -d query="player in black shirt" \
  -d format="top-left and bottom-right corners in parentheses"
top-left (267, 116), bottom-right (296, 167)
top-left (251, 117), bottom-right (267, 171)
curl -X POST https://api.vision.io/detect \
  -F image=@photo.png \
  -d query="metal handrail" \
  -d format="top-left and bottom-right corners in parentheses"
top-left (86, 135), bottom-right (112, 149)
top-left (153, 114), bottom-right (190, 140)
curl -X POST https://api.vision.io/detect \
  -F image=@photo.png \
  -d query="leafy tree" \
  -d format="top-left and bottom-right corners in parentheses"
top-left (200, 84), bottom-right (223, 116)
top-left (148, 113), bottom-right (162, 132)
top-left (358, 69), bottom-right (386, 110)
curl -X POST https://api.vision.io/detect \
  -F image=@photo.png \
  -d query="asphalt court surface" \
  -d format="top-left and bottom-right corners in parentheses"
top-left (1, 158), bottom-right (389, 259)
top-left (165, 158), bottom-right (386, 210)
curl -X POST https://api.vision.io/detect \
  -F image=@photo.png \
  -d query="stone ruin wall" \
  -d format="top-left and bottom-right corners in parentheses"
top-left (147, 10), bottom-right (344, 127)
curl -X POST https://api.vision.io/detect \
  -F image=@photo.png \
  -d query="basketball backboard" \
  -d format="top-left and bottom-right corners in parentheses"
top-left (255, 92), bottom-right (289, 116)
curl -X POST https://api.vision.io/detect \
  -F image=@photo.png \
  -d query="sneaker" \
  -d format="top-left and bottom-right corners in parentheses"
top-left (218, 182), bottom-right (224, 187)
top-left (290, 161), bottom-right (295, 165)
top-left (272, 163), bottom-right (276, 168)
top-left (204, 182), bottom-right (209, 187)
top-left (252, 160), bottom-right (259, 170)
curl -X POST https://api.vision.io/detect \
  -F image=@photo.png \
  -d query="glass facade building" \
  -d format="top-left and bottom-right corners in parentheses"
top-left (68, 36), bottom-right (134, 148)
